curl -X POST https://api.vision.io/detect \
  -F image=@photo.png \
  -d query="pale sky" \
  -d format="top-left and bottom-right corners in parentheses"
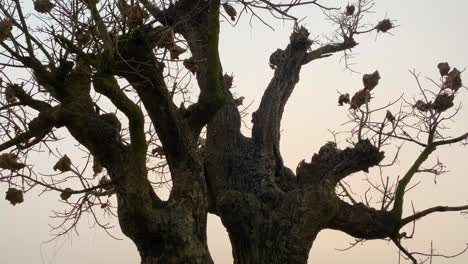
top-left (1, 1), bottom-right (468, 263)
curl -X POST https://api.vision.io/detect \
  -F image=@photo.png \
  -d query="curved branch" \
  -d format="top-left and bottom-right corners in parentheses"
top-left (401, 204), bottom-right (468, 227)
top-left (93, 73), bottom-right (146, 161)
top-left (327, 198), bottom-right (400, 240)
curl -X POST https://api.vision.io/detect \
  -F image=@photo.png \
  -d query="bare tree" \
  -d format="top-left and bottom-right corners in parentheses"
top-left (0, 1), bottom-right (466, 263)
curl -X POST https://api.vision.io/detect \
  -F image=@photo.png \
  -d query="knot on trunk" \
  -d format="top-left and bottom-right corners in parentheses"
top-left (289, 26), bottom-right (312, 49)
top-left (297, 140), bottom-right (384, 185)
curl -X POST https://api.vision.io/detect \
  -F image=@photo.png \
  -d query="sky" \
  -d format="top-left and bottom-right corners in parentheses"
top-left (1, 0), bottom-right (468, 263)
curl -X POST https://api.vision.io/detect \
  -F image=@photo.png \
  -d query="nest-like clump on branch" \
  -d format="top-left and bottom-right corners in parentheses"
top-left (0, 18), bottom-right (13, 42)
top-left (60, 188), bottom-right (73, 201)
top-left (223, 3), bottom-right (237, 22)
top-left (152, 146), bottom-right (165, 157)
top-left (93, 159), bottom-right (103, 175)
top-left (34, 0), bottom-right (54, 13)
top-left (223, 73), bottom-right (234, 89)
top-left (386, 110), bottom-right (395, 123)
top-left (53, 155), bottom-right (72, 172)
top-left (183, 58), bottom-right (198, 74)
top-left (150, 26), bottom-right (186, 60)
top-left (375, 19), bottom-right (393, 33)
top-left (350, 89), bottom-right (371, 110)
top-left (437, 62), bottom-right (450, 77)
top-left (5, 188), bottom-right (24, 206)
top-left (127, 4), bottom-right (148, 29)
top-left (338, 93), bottom-right (350, 106)
top-left (99, 176), bottom-right (113, 190)
top-left (234, 96), bottom-right (244, 106)
top-left (363, 71), bottom-right (380, 91)
top-left (413, 100), bottom-right (432, 112)
top-left (432, 93), bottom-right (454, 112)
top-left (5, 84), bottom-right (17, 103)
top-left (444, 68), bottom-right (462, 91)
top-left (0, 153), bottom-right (26, 171)
top-left (345, 4), bottom-right (355, 16)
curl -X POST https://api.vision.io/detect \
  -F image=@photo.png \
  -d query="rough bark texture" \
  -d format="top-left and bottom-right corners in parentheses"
top-left (2, 1), bottom-right (439, 263)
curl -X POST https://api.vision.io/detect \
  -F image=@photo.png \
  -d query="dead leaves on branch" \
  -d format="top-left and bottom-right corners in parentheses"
top-left (444, 68), bottom-right (462, 91)
top-left (437, 62), bottom-right (450, 77)
top-left (5, 84), bottom-right (17, 104)
top-left (150, 26), bottom-right (186, 61)
top-left (350, 89), bottom-right (371, 110)
top-left (34, 0), bottom-right (54, 13)
top-left (363, 71), bottom-right (380, 91)
top-left (99, 176), bottom-right (113, 190)
top-left (183, 58), bottom-right (199, 74)
top-left (223, 73), bottom-right (234, 89)
top-left (53, 155), bottom-right (72, 172)
top-left (339, 70), bottom-right (379, 110)
top-left (93, 159), bottom-right (104, 175)
top-left (345, 4), bottom-right (355, 16)
top-left (432, 93), bottom-right (455, 112)
top-left (127, 4), bottom-right (147, 29)
top-left (375, 19), bottom-right (393, 33)
top-left (60, 188), bottom-right (73, 201)
top-left (0, 18), bottom-right (13, 42)
top-left (0, 153), bottom-right (26, 171)
top-left (5, 188), bottom-right (23, 205)
top-left (413, 63), bottom-right (463, 114)
top-left (222, 3), bottom-right (237, 22)
top-left (338, 93), bottom-right (350, 106)
top-left (386, 110), bottom-right (395, 123)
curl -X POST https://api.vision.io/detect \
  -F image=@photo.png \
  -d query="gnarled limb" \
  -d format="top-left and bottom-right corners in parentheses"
top-left (327, 198), bottom-right (400, 240)
top-left (296, 139), bottom-right (384, 185)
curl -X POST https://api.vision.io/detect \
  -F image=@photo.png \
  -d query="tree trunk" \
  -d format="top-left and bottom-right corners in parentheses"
top-left (228, 224), bottom-right (317, 264)
top-left (138, 235), bottom-right (213, 264)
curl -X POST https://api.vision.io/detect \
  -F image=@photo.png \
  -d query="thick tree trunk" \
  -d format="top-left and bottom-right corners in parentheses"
top-left (137, 235), bottom-right (213, 264)
top-left (228, 224), bottom-right (317, 264)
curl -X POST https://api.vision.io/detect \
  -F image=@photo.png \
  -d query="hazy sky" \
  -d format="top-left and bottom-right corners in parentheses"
top-left (1, 0), bottom-right (468, 263)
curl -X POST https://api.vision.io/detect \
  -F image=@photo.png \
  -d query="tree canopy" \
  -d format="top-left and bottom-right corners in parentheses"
top-left (0, 0), bottom-right (467, 263)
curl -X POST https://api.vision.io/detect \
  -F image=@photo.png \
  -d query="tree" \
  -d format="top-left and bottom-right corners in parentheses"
top-left (0, 0), bottom-right (467, 263)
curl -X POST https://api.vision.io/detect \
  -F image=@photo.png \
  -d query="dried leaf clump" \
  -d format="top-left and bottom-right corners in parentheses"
top-left (60, 188), bottom-right (73, 201)
top-left (235, 96), bottom-right (245, 106)
top-left (93, 159), bottom-right (103, 175)
top-left (338, 93), bottom-right (350, 106)
top-left (437, 62), bottom-right (450, 77)
top-left (127, 4), bottom-right (147, 28)
top-left (0, 153), bottom-right (25, 171)
top-left (386, 110), bottom-right (395, 123)
top-left (152, 146), bottom-right (165, 157)
top-left (223, 3), bottom-right (237, 21)
top-left (444, 68), bottom-right (462, 91)
top-left (413, 100), bottom-right (432, 112)
top-left (350, 90), bottom-right (371, 110)
top-left (99, 176), bottom-right (113, 190)
top-left (53, 155), bottom-right (72, 172)
top-left (151, 26), bottom-right (186, 61)
top-left (0, 18), bottom-right (13, 42)
top-left (432, 93), bottom-right (454, 112)
top-left (5, 188), bottom-right (24, 205)
top-left (34, 0), bottom-right (54, 13)
top-left (376, 19), bottom-right (393, 33)
top-left (223, 73), bottom-right (234, 89)
top-left (345, 5), bottom-right (355, 16)
top-left (183, 58), bottom-right (198, 74)
top-left (5, 84), bottom-right (17, 103)
top-left (363, 71), bottom-right (380, 91)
